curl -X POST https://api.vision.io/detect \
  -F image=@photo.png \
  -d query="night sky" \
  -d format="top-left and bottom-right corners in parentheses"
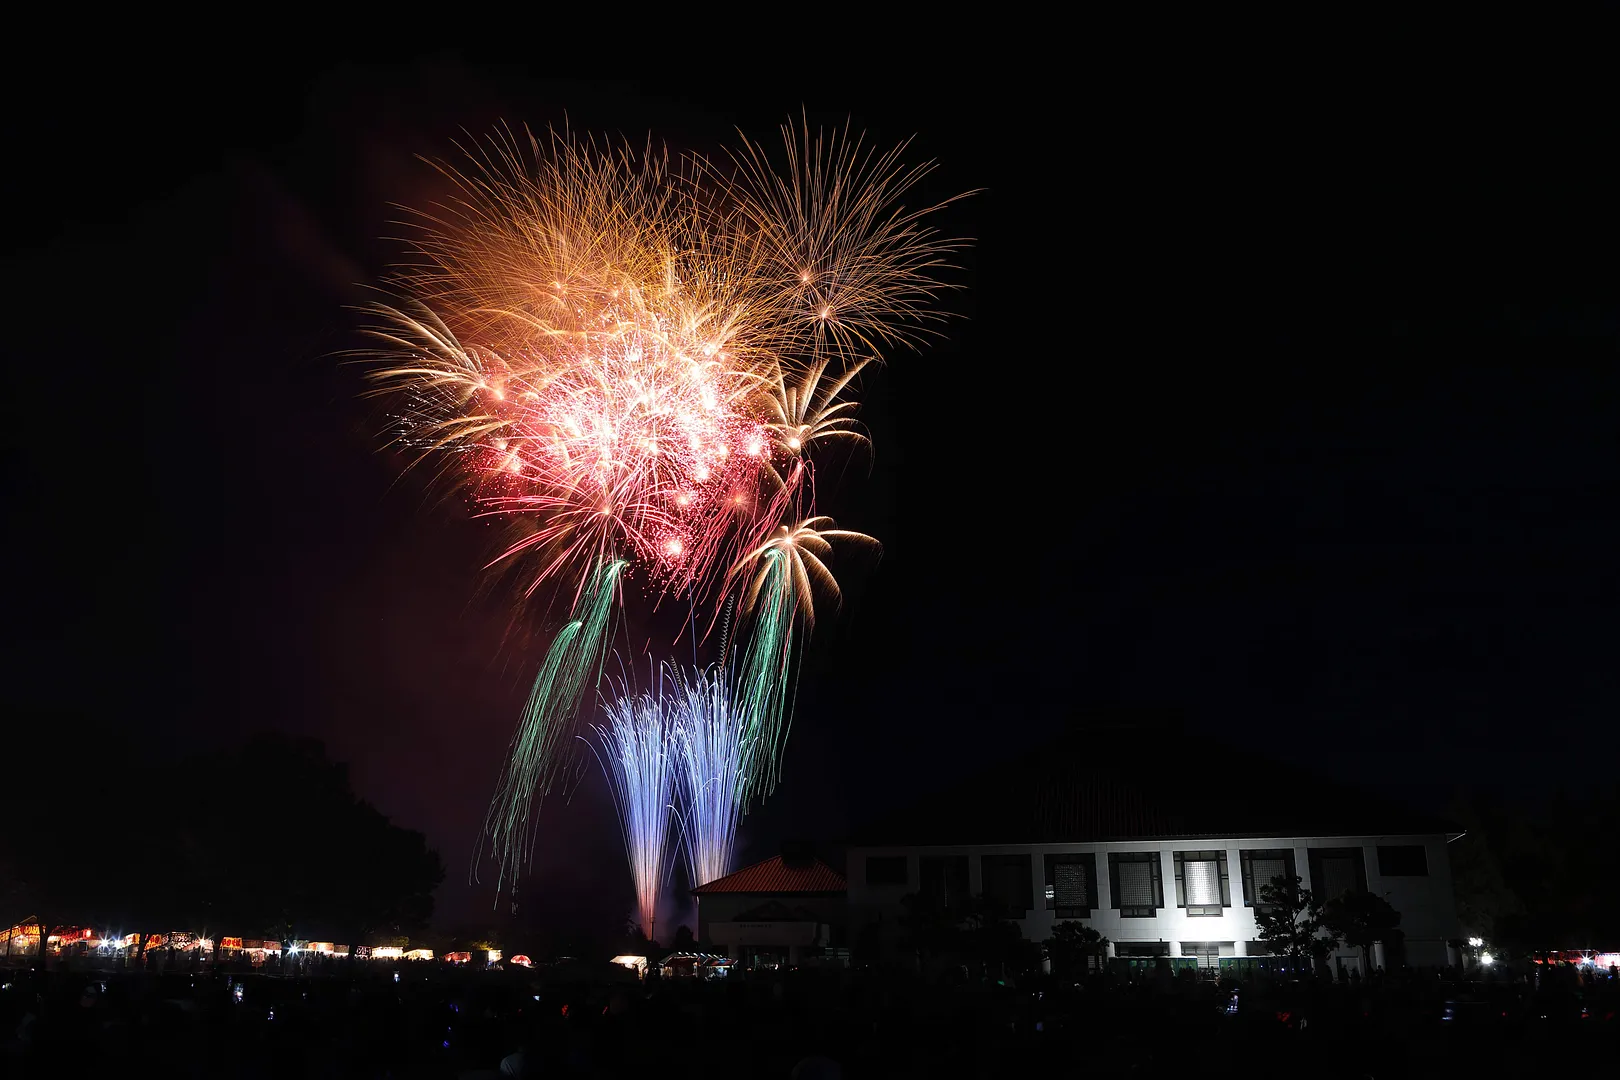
top-left (7, 58), bottom-right (1617, 931)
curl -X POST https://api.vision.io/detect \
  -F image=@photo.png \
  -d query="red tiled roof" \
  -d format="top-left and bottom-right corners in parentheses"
top-left (690, 855), bottom-right (846, 895)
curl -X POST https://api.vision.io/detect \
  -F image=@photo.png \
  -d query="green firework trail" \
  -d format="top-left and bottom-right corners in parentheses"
top-left (478, 557), bottom-right (624, 895)
top-left (733, 549), bottom-right (800, 801)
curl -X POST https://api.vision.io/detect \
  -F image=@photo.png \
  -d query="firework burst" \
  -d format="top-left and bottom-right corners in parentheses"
top-left (360, 117), bottom-right (966, 893)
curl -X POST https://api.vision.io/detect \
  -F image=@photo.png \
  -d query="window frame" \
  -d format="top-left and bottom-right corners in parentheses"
top-left (1375, 844), bottom-right (1429, 877)
top-left (1307, 846), bottom-right (1368, 901)
top-left (1239, 848), bottom-right (1299, 910)
top-left (1108, 851), bottom-right (1164, 918)
top-left (1043, 851), bottom-right (1098, 918)
top-left (1173, 850), bottom-right (1231, 916)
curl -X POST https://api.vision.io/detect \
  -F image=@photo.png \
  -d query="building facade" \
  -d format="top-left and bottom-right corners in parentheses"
top-left (848, 729), bottom-right (1464, 972)
top-left (850, 832), bottom-right (1462, 971)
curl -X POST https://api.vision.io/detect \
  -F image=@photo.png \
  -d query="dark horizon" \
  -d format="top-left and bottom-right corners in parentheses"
top-left (6, 58), bottom-right (1617, 933)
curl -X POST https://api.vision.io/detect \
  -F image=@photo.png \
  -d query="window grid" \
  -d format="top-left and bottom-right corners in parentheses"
top-left (1173, 850), bottom-right (1230, 915)
top-left (1109, 852), bottom-right (1163, 918)
top-left (1307, 847), bottom-right (1367, 901)
top-left (1239, 849), bottom-right (1298, 910)
top-left (1044, 852), bottom-right (1096, 918)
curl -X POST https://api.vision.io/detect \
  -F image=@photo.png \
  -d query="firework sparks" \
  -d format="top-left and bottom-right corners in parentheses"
top-left (591, 672), bottom-right (678, 940)
top-left (668, 665), bottom-right (751, 888)
top-left (478, 558), bottom-right (623, 894)
top-left (363, 121), bottom-right (949, 602)
top-left (360, 118), bottom-right (965, 898)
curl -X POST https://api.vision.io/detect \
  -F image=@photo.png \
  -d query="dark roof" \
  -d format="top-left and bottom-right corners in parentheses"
top-left (690, 855), bottom-right (846, 895)
top-left (853, 723), bottom-right (1460, 846)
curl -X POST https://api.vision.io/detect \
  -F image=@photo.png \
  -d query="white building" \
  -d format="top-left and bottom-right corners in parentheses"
top-left (849, 751), bottom-right (1463, 972)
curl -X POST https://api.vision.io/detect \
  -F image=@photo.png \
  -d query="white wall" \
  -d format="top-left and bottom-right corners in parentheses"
top-left (849, 832), bottom-right (1460, 969)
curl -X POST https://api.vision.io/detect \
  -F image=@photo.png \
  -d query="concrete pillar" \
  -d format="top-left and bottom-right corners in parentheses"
top-left (1168, 941), bottom-right (1181, 957)
top-left (1234, 940), bottom-right (1248, 957)
top-left (1105, 940), bottom-right (1117, 959)
top-left (1372, 942), bottom-right (1385, 971)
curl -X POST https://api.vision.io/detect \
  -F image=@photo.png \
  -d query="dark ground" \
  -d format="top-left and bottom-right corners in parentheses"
top-left (3, 960), bottom-right (1614, 1078)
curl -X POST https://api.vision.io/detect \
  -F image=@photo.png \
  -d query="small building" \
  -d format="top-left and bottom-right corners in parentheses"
top-left (691, 846), bottom-right (848, 969)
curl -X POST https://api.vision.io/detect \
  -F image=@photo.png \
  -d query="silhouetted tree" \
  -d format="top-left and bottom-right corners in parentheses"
top-left (1322, 891), bottom-right (1402, 973)
top-left (898, 891), bottom-right (959, 970)
top-left (1045, 921), bottom-right (1108, 977)
top-left (958, 895), bottom-right (1041, 981)
top-left (1253, 874), bottom-right (1337, 960)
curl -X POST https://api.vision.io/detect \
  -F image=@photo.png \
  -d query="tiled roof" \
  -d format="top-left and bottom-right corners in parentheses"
top-left (691, 855), bottom-right (846, 895)
top-left (853, 723), bottom-right (1460, 846)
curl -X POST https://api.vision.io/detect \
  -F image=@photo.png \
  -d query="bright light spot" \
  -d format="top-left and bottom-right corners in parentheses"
top-left (819, 307), bottom-right (831, 320)
top-left (746, 440), bottom-right (763, 456)
top-left (1467, 937), bottom-right (1483, 948)
top-left (787, 436), bottom-right (801, 451)
top-left (675, 493), bottom-right (691, 507)
top-left (800, 270), bottom-right (811, 283)
top-left (665, 539), bottom-right (683, 556)
top-left (1480, 952), bottom-right (1495, 966)
top-left (702, 343), bottom-right (717, 357)
top-left (694, 466), bottom-right (709, 482)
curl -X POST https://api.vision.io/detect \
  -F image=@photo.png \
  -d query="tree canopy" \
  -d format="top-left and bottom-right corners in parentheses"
top-left (4, 734), bottom-right (442, 947)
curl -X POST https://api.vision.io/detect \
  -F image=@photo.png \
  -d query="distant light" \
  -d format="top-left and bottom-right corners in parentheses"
top-left (1480, 952), bottom-right (1495, 966)
top-left (1468, 937), bottom-right (1484, 948)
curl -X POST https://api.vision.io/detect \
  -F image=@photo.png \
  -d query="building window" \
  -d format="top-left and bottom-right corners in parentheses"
top-left (1109, 852), bottom-right (1163, 918)
top-left (1239, 849), bottom-right (1298, 909)
top-left (1308, 847), bottom-right (1367, 901)
top-left (1181, 942), bottom-right (1225, 970)
top-left (1376, 844), bottom-right (1428, 877)
top-left (865, 855), bottom-right (907, 887)
top-left (1044, 852), bottom-right (1097, 918)
top-left (980, 854), bottom-right (1033, 917)
top-left (918, 855), bottom-right (970, 916)
top-left (1173, 851), bottom-right (1230, 916)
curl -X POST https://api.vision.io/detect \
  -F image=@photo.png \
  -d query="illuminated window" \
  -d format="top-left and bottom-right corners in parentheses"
top-left (1239, 849), bottom-right (1298, 910)
top-left (1376, 845), bottom-right (1428, 876)
top-left (1109, 852), bottom-right (1163, 918)
top-left (864, 856), bottom-right (907, 887)
top-left (1044, 852), bottom-right (1097, 918)
top-left (1173, 851), bottom-right (1230, 915)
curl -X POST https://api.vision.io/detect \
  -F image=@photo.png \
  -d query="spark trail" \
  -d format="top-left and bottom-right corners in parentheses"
top-left (592, 675), bottom-right (677, 940)
top-left (669, 665), bottom-right (750, 888)
top-left (479, 558), bottom-right (624, 894)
